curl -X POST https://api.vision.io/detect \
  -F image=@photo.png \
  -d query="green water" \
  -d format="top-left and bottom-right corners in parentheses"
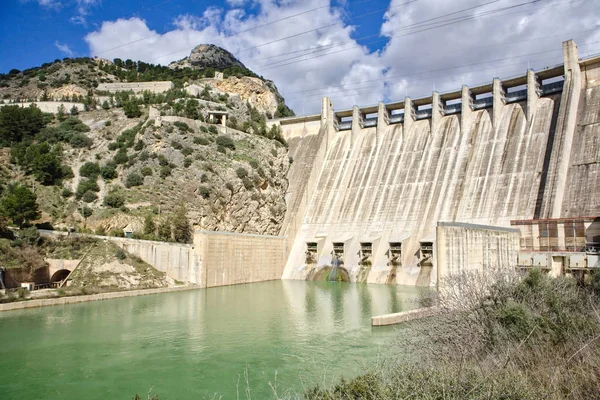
top-left (0, 280), bottom-right (424, 399)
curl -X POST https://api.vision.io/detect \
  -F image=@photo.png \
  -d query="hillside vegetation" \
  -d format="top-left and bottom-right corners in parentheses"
top-left (0, 45), bottom-right (296, 240)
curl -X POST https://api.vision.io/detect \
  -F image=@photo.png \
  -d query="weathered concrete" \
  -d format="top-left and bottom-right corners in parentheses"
top-left (0, 101), bottom-right (85, 114)
top-left (278, 40), bottom-right (599, 287)
top-left (96, 81), bottom-right (174, 94)
top-left (195, 231), bottom-right (287, 288)
top-left (436, 222), bottom-right (520, 285)
top-left (372, 307), bottom-right (440, 326)
top-left (39, 230), bottom-right (286, 288)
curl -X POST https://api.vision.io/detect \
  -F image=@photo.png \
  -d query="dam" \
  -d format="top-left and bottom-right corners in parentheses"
top-left (276, 40), bottom-right (600, 287)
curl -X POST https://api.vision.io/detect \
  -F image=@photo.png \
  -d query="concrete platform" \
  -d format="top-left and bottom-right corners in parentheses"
top-left (371, 307), bottom-right (440, 326)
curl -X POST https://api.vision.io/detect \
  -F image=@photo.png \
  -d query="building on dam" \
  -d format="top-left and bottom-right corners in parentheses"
top-left (272, 39), bottom-right (600, 287)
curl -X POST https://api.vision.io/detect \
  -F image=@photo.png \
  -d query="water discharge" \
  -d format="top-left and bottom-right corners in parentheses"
top-left (0, 281), bottom-right (424, 399)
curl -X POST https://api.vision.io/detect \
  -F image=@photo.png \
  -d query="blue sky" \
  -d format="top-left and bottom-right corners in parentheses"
top-left (2, 0), bottom-right (599, 113)
top-left (1, 0), bottom-right (391, 72)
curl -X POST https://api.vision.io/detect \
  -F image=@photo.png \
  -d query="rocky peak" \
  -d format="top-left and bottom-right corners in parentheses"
top-left (170, 44), bottom-right (246, 70)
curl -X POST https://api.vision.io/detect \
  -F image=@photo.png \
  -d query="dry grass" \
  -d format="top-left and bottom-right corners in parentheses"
top-left (299, 268), bottom-right (600, 400)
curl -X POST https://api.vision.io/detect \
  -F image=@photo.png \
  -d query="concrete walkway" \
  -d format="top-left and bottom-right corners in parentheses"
top-left (371, 307), bottom-right (440, 326)
top-left (0, 285), bottom-right (201, 312)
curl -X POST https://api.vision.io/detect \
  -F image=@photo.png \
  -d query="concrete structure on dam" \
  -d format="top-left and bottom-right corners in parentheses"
top-left (96, 81), bottom-right (174, 94)
top-left (275, 40), bottom-right (599, 287)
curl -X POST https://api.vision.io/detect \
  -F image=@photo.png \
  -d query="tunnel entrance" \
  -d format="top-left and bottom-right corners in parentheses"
top-left (50, 269), bottom-right (71, 283)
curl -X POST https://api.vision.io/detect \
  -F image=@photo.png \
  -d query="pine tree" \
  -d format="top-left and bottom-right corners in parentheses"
top-left (0, 183), bottom-right (40, 228)
top-left (172, 205), bottom-right (192, 243)
top-left (157, 219), bottom-right (171, 242)
top-left (143, 214), bottom-right (155, 235)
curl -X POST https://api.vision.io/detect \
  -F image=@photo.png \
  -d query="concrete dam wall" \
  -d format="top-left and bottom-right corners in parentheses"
top-left (278, 40), bottom-right (599, 286)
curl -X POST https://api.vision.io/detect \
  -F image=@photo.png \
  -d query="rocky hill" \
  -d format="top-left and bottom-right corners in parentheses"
top-left (169, 44), bottom-right (246, 70)
top-left (0, 45), bottom-right (296, 241)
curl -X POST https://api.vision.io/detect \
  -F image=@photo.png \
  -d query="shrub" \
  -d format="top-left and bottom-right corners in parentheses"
top-left (115, 248), bottom-right (126, 260)
top-left (249, 159), bottom-right (259, 169)
top-left (81, 190), bottom-right (97, 203)
top-left (100, 162), bottom-right (117, 180)
top-left (160, 165), bottom-right (171, 178)
top-left (236, 167), bottom-right (248, 179)
top-left (141, 166), bottom-right (153, 176)
top-left (271, 148), bottom-right (277, 157)
top-left (193, 137), bottom-right (210, 145)
top-left (133, 140), bottom-right (144, 151)
top-left (76, 179), bottom-right (99, 199)
top-left (158, 154), bottom-right (169, 166)
top-left (62, 187), bottom-right (73, 198)
top-left (217, 145), bottom-right (226, 154)
top-left (104, 120), bottom-right (112, 126)
top-left (79, 162), bottom-right (100, 179)
top-left (173, 121), bottom-right (190, 132)
top-left (103, 192), bottom-right (125, 208)
top-left (125, 172), bottom-right (143, 188)
top-left (198, 185), bottom-right (210, 199)
top-left (113, 149), bottom-right (128, 164)
top-left (108, 142), bottom-right (119, 151)
top-left (70, 133), bottom-right (93, 148)
top-left (183, 158), bottom-right (192, 168)
top-left (171, 140), bottom-right (183, 150)
top-left (81, 206), bottom-right (93, 218)
top-left (181, 147), bottom-right (193, 156)
top-left (208, 125), bottom-right (218, 135)
top-left (200, 174), bottom-right (208, 183)
top-left (200, 126), bottom-right (208, 133)
top-left (139, 150), bottom-right (149, 161)
top-left (241, 178), bottom-right (253, 190)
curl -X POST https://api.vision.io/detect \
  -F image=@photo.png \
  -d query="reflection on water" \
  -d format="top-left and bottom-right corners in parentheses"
top-left (0, 281), bottom-right (423, 400)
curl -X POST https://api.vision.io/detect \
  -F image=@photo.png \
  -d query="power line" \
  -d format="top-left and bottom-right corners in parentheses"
top-left (93, 0), bottom-right (368, 56)
top-left (258, 0), bottom-right (560, 71)
top-left (149, 0), bottom-right (383, 62)
top-left (283, 28), bottom-right (596, 97)
top-left (253, 0), bottom-right (503, 65)
top-left (287, 40), bottom-right (600, 104)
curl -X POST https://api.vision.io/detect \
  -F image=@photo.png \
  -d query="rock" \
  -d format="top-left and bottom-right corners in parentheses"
top-left (170, 44), bottom-right (246, 70)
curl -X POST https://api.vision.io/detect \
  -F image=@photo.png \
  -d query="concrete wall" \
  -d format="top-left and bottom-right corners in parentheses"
top-left (280, 41), bottom-right (600, 287)
top-left (96, 81), bottom-right (174, 94)
top-left (194, 231), bottom-right (287, 288)
top-left (38, 230), bottom-right (285, 288)
top-left (436, 222), bottom-right (520, 285)
top-left (0, 101), bottom-right (85, 114)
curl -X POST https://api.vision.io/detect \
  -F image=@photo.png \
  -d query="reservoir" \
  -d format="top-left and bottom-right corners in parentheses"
top-left (0, 281), bottom-right (424, 399)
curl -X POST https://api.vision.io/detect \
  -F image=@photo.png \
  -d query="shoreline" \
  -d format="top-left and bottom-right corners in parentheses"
top-left (0, 285), bottom-right (202, 312)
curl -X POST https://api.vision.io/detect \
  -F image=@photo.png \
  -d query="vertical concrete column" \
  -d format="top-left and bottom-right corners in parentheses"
top-left (376, 102), bottom-right (389, 143)
top-left (351, 106), bottom-right (363, 146)
top-left (321, 96), bottom-right (335, 148)
top-left (461, 85), bottom-right (473, 133)
top-left (551, 39), bottom-right (581, 218)
top-left (526, 69), bottom-right (541, 122)
top-left (492, 78), bottom-right (506, 130)
top-left (431, 91), bottom-right (444, 134)
top-left (404, 97), bottom-right (416, 134)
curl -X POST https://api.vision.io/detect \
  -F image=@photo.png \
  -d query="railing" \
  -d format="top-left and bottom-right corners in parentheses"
top-left (473, 97), bottom-right (493, 110)
top-left (505, 89), bottom-right (527, 104)
top-left (415, 109), bottom-right (432, 120)
top-left (445, 103), bottom-right (462, 115)
top-left (389, 114), bottom-right (404, 124)
top-left (338, 121), bottom-right (352, 131)
top-left (541, 81), bottom-right (564, 95)
top-left (363, 117), bottom-right (378, 127)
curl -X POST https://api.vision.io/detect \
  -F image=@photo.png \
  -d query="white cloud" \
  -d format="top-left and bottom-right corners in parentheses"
top-left (54, 41), bottom-right (74, 57)
top-left (84, 0), bottom-right (600, 114)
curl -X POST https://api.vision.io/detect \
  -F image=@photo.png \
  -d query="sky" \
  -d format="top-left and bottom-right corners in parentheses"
top-left (1, 0), bottom-right (600, 114)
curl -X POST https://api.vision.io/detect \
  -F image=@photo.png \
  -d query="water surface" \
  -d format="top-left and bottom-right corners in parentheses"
top-left (0, 280), bottom-right (423, 399)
